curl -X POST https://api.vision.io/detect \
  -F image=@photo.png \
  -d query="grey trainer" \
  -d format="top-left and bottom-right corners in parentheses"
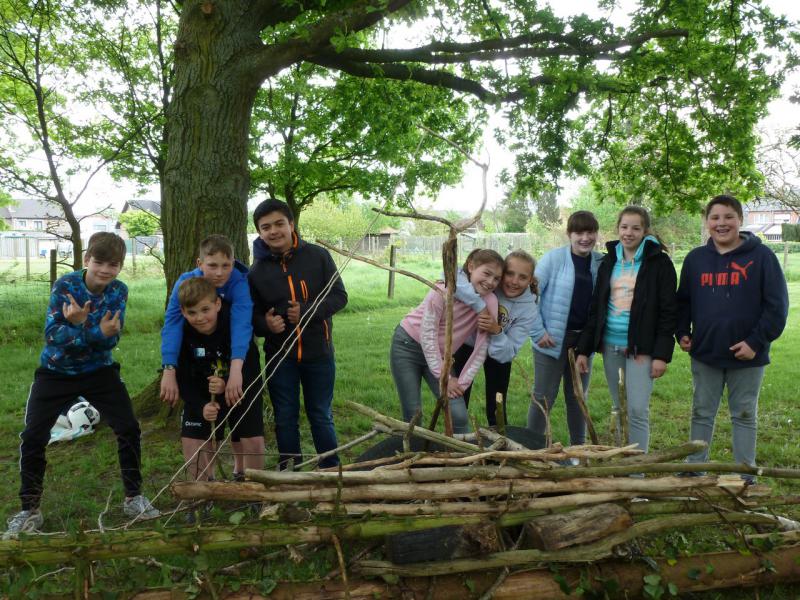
top-left (123, 495), bottom-right (160, 519)
top-left (3, 509), bottom-right (44, 539)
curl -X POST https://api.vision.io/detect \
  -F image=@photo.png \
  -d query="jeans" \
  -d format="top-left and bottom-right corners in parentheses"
top-left (390, 326), bottom-right (469, 433)
top-left (686, 358), bottom-right (764, 467)
top-left (602, 345), bottom-right (654, 453)
top-left (527, 330), bottom-right (591, 445)
top-left (267, 355), bottom-right (339, 469)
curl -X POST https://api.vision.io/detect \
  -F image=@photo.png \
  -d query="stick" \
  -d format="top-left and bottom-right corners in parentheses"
top-left (495, 393), bottom-right (506, 435)
top-left (567, 348), bottom-right (598, 444)
top-left (618, 367), bottom-right (629, 445)
top-left (295, 430), bottom-right (380, 470)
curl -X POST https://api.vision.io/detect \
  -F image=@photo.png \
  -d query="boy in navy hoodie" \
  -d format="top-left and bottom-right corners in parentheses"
top-left (160, 235), bottom-right (256, 477)
top-left (677, 195), bottom-right (788, 474)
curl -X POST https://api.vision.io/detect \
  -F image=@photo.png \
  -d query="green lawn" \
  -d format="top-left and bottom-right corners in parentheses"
top-left (0, 253), bottom-right (798, 596)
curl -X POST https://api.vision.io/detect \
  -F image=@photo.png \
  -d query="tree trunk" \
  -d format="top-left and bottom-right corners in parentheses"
top-left (524, 503), bottom-right (632, 551)
top-left (162, 4), bottom-right (266, 292)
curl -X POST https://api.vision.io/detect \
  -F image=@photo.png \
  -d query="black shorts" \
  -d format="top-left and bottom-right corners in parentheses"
top-left (180, 392), bottom-right (264, 441)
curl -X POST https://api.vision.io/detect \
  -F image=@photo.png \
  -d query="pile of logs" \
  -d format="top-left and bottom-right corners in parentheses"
top-left (170, 400), bottom-right (800, 588)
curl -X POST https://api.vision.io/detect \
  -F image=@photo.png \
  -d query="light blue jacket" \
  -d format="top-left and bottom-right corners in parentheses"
top-left (454, 270), bottom-right (543, 364)
top-left (532, 245), bottom-right (603, 359)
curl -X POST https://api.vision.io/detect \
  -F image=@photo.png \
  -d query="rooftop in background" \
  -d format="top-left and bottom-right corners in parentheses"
top-left (120, 199), bottom-right (161, 216)
top-left (0, 198), bottom-right (65, 221)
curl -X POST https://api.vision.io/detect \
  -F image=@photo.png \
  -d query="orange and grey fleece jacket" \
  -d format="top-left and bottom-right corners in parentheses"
top-left (249, 234), bottom-right (347, 362)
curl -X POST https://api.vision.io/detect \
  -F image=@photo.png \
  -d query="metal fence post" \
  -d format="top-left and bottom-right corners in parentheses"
top-left (25, 237), bottom-right (31, 281)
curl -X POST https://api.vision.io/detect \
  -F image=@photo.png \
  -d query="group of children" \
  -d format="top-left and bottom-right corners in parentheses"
top-left (4, 194), bottom-right (790, 538)
top-left (393, 195), bottom-right (789, 480)
top-left (5, 198), bottom-right (347, 537)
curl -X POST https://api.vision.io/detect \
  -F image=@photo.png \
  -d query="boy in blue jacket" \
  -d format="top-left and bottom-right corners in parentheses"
top-left (677, 195), bottom-right (788, 474)
top-left (160, 235), bottom-right (255, 477)
top-left (5, 233), bottom-right (158, 539)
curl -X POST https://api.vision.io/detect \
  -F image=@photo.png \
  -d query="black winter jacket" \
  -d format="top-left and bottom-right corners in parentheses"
top-left (577, 239), bottom-right (677, 362)
top-left (248, 233), bottom-right (347, 362)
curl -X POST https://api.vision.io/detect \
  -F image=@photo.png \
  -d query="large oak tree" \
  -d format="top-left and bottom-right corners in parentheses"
top-left (161, 0), bottom-right (792, 288)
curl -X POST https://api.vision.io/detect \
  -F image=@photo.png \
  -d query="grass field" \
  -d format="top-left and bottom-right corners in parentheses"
top-left (1, 252), bottom-right (799, 597)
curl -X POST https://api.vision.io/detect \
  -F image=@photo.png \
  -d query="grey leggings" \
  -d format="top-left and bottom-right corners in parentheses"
top-left (602, 345), bottom-right (654, 453)
top-left (389, 326), bottom-right (469, 433)
top-left (527, 330), bottom-right (591, 445)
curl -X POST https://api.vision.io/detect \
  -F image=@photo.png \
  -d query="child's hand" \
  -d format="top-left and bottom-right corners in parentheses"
top-left (650, 359), bottom-right (667, 379)
top-left (208, 375), bottom-right (226, 396)
top-left (477, 309), bottom-right (500, 334)
top-left (203, 401), bottom-right (220, 422)
top-left (265, 308), bottom-right (285, 334)
top-left (679, 336), bottom-right (692, 352)
top-left (224, 361), bottom-right (243, 406)
top-left (536, 332), bottom-right (556, 348)
top-left (575, 354), bottom-right (589, 374)
top-left (99, 310), bottom-right (121, 337)
top-left (63, 293), bottom-right (91, 325)
top-left (730, 340), bottom-right (756, 360)
top-left (160, 370), bottom-right (179, 406)
top-left (286, 301), bottom-right (301, 325)
top-left (447, 378), bottom-right (465, 399)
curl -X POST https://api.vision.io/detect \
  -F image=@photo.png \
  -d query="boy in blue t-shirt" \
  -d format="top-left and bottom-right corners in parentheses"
top-left (160, 234), bottom-right (255, 476)
top-left (5, 233), bottom-right (159, 539)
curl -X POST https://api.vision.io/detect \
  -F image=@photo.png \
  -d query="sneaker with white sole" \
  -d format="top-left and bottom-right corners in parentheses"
top-left (3, 509), bottom-right (44, 539)
top-left (123, 495), bottom-right (160, 519)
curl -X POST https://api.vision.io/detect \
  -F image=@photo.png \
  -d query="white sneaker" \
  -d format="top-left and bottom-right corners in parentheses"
top-left (3, 509), bottom-right (44, 539)
top-left (123, 495), bottom-right (160, 519)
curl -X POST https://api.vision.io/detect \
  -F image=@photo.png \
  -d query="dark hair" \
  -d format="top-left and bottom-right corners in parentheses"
top-left (704, 194), bottom-right (743, 220)
top-left (462, 248), bottom-right (504, 278)
top-left (566, 210), bottom-right (599, 234)
top-left (85, 232), bottom-right (126, 265)
top-left (198, 234), bottom-right (234, 260)
top-left (505, 249), bottom-right (539, 297)
top-left (178, 277), bottom-right (218, 309)
top-left (253, 198), bottom-right (294, 229)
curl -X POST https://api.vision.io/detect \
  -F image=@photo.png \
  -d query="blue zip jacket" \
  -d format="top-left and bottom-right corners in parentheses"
top-left (676, 232), bottom-right (788, 369)
top-left (40, 270), bottom-right (127, 375)
top-left (532, 245), bottom-right (603, 359)
top-left (161, 260), bottom-right (253, 365)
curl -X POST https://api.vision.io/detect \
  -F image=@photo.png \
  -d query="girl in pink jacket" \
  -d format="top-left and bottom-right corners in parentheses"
top-left (390, 249), bottom-right (503, 433)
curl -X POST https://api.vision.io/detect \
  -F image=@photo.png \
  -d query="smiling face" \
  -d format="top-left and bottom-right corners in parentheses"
top-left (617, 213), bottom-right (646, 255)
top-left (197, 252), bottom-right (234, 288)
top-left (468, 260), bottom-right (503, 296)
top-left (569, 230), bottom-right (598, 257)
top-left (501, 257), bottom-right (534, 298)
top-left (180, 295), bottom-right (221, 335)
top-left (706, 202), bottom-right (742, 252)
top-left (257, 211), bottom-right (295, 255)
top-left (84, 256), bottom-right (122, 294)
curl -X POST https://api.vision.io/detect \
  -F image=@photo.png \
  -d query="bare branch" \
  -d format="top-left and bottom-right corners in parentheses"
top-left (316, 239), bottom-right (441, 294)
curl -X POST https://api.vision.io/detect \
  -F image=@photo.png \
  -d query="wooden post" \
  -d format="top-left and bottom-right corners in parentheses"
top-left (617, 368), bottom-right (629, 446)
top-left (784, 242), bottom-right (789, 270)
top-left (567, 349), bottom-right (598, 444)
top-left (387, 244), bottom-right (396, 299)
top-left (49, 249), bottom-right (57, 288)
top-left (131, 237), bottom-right (137, 272)
top-left (24, 236), bottom-right (31, 281)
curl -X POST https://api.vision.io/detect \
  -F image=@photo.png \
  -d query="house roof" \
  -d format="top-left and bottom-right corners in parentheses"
top-left (0, 198), bottom-right (65, 221)
top-left (121, 200), bottom-right (161, 216)
top-left (745, 197), bottom-right (800, 213)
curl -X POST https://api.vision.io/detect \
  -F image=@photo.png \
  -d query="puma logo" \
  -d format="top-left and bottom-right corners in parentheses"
top-left (730, 261), bottom-right (753, 281)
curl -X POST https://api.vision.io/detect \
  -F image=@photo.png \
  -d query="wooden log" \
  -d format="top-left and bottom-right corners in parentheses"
top-left (524, 503), bottom-right (632, 551)
top-left (172, 475), bottom-right (727, 503)
top-left (540, 461), bottom-right (800, 480)
top-left (129, 543), bottom-right (800, 599)
top-left (312, 492), bottom-right (639, 516)
top-left (245, 465), bottom-right (536, 486)
top-left (611, 440), bottom-right (707, 465)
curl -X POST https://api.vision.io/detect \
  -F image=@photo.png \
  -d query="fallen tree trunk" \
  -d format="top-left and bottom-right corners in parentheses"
top-left (525, 503), bottom-right (633, 551)
top-left (129, 543), bottom-right (800, 599)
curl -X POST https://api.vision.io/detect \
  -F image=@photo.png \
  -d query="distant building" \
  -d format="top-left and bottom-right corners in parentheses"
top-left (743, 198), bottom-right (799, 242)
top-left (115, 199), bottom-right (163, 255)
top-left (0, 198), bottom-right (69, 235)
